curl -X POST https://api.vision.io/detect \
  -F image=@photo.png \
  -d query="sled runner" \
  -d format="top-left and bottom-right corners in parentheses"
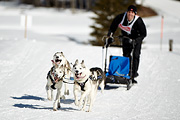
top-left (102, 36), bottom-right (135, 90)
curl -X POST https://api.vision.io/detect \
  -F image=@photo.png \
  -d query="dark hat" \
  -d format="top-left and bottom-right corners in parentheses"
top-left (127, 5), bottom-right (137, 14)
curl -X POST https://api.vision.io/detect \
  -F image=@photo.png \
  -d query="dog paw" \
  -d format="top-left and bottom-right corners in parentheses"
top-left (86, 109), bottom-right (91, 112)
top-left (53, 108), bottom-right (57, 111)
top-left (80, 108), bottom-right (85, 111)
top-left (74, 101), bottom-right (79, 106)
top-left (47, 97), bottom-right (52, 101)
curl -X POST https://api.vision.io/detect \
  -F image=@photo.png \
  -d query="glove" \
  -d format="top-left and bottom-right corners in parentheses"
top-left (128, 39), bottom-right (133, 44)
top-left (107, 37), bottom-right (114, 45)
top-left (129, 39), bottom-right (136, 45)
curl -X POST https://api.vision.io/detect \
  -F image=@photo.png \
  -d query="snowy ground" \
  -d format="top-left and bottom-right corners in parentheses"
top-left (0, 0), bottom-right (180, 120)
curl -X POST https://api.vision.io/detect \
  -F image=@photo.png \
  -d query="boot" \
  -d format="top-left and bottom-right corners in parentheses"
top-left (127, 79), bottom-right (132, 90)
top-left (132, 72), bottom-right (139, 78)
top-left (132, 79), bottom-right (138, 84)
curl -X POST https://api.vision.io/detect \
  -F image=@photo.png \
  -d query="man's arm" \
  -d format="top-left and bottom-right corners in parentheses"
top-left (135, 17), bottom-right (147, 43)
top-left (107, 13), bottom-right (124, 36)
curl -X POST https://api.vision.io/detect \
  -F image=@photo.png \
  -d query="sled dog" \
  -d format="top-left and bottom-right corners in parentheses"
top-left (72, 60), bottom-right (105, 112)
top-left (46, 64), bottom-right (65, 111)
top-left (52, 52), bottom-right (71, 95)
top-left (45, 52), bottom-right (71, 111)
top-left (90, 67), bottom-right (105, 93)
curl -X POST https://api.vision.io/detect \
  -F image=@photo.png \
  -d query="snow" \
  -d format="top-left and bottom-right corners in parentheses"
top-left (0, 0), bottom-right (180, 120)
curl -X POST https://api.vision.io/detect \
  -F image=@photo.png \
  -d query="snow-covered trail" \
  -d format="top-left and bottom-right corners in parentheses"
top-left (1, 35), bottom-right (180, 120)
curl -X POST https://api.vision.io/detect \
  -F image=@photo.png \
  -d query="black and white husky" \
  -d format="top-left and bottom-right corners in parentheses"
top-left (46, 64), bottom-right (65, 111)
top-left (46, 52), bottom-right (71, 111)
top-left (72, 59), bottom-right (105, 112)
top-left (52, 52), bottom-right (71, 95)
top-left (90, 67), bottom-right (105, 93)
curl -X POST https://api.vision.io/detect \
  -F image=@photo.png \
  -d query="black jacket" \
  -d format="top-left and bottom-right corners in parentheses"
top-left (108, 12), bottom-right (147, 43)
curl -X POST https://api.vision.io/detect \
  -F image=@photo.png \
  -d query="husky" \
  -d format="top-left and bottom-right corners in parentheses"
top-left (89, 67), bottom-right (105, 93)
top-left (72, 60), bottom-right (105, 112)
top-left (52, 52), bottom-right (71, 95)
top-left (46, 64), bottom-right (65, 111)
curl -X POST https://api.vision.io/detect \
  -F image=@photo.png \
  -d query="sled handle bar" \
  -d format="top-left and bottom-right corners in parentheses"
top-left (102, 36), bottom-right (119, 42)
top-left (102, 36), bottom-right (120, 48)
top-left (102, 35), bottom-right (136, 48)
top-left (102, 35), bottom-right (132, 42)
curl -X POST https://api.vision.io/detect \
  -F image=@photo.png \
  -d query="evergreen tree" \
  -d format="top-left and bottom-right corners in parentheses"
top-left (90, 0), bottom-right (136, 46)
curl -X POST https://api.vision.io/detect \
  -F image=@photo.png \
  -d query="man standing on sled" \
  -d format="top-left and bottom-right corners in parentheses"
top-left (107, 5), bottom-right (147, 83)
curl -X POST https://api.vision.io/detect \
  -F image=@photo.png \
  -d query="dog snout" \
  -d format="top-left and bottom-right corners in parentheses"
top-left (75, 70), bottom-right (79, 74)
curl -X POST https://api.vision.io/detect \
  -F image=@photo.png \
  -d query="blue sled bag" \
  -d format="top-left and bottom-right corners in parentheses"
top-left (106, 56), bottom-right (130, 79)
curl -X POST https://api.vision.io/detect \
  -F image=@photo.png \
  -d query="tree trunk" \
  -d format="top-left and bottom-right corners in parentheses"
top-left (86, 0), bottom-right (90, 10)
top-left (79, 0), bottom-right (83, 9)
top-left (71, 0), bottom-right (76, 12)
top-left (62, 0), bottom-right (66, 9)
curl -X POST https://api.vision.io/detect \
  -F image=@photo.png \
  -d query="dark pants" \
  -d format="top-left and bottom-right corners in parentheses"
top-left (122, 38), bottom-right (142, 78)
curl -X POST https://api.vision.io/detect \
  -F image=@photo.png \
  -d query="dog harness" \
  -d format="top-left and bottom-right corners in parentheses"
top-left (118, 12), bottom-right (139, 34)
top-left (47, 70), bottom-right (56, 84)
top-left (89, 75), bottom-right (102, 81)
top-left (76, 79), bottom-right (89, 91)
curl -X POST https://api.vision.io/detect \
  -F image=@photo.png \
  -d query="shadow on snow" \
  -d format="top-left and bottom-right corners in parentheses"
top-left (11, 94), bottom-right (76, 111)
top-left (13, 103), bottom-right (78, 111)
top-left (104, 84), bottom-right (127, 90)
top-left (11, 94), bottom-right (46, 101)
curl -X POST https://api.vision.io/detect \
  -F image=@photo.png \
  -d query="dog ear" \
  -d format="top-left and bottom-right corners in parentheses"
top-left (97, 70), bottom-right (101, 75)
top-left (81, 60), bottom-right (85, 68)
top-left (54, 52), bottom-right (58, 57)
top-left (81, 60), bottom-right (84, 64)
top-left (75, 59), bottom-right (79, 65)
top-left (60, 52), bottom-right (65, 57)
top-left (53, 53), bottom-right (56, 56)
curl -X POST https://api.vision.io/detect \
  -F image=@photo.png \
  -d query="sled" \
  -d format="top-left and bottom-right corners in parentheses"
top-left (102, 36), bottom-right (135, 90)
